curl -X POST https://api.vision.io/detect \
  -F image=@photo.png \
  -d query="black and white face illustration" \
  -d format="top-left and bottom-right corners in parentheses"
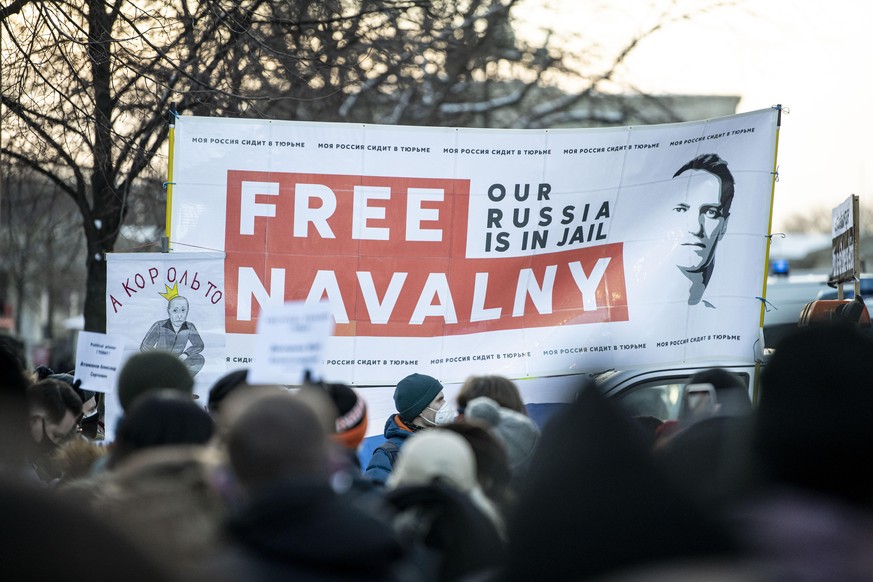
top-left (670, 169), bottom-right (730, 275)
top-left (168, 296), bottom-right (190, 326)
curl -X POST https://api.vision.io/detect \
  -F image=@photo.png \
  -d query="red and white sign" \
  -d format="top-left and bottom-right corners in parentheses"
top-left (168, 110), bottom-right (779, 385)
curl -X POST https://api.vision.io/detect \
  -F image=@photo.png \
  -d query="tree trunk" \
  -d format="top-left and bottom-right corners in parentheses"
top-left (83, 246), bottom-right (107, 333)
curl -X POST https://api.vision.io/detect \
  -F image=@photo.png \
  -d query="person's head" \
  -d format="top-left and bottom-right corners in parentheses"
top-left (505, 381), bottom-right (735, 581)
top-left (617, 388), bottom-right (669, 421)
top-left (457, 375), bottom-right (526, 417)
top-left (387, 428), bottom-right (478, 492)
top-left (670, 153), bottom-right (734, 275)
top-left (167, 296), bottom-right (189, 326)
top-left (386, 428), bottom-right (502, 527)
top-left (49, 373), bottom-right (97, 415)
top-left (226, 392), bottom-right (328, 494)
top-left (207, 369), bottom-right (250, 416)
top-left (442, 421), bottom-right (512, 504)
top-left (91, 445), bottom-right (228, 567)
top-left (311, 382), bottom-right (368, 451)
top-left (393, 373), bottom-right (449, 427)
top-left (211, 384), bottom-right (286, 444)
top-left (465, 396), bottom-right (540, 472)
top-left (118, 351), bottom-right (195, 412)
top-left (678, 368), bottom-right (751, 423)
top-left (27, 379), bottom-right (83, 447)
top-left (756, 324), bottom-right (873, 506)
top-left (110, 390), bottom-right (214, 469)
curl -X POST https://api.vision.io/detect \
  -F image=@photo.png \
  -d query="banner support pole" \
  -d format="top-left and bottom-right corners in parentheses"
top-left (164, 103), bottom-right (178, 251)
top-left (753, 104), bottom-right (783, 404)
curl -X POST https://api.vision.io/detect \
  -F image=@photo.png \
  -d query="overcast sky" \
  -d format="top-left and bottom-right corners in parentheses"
top-left (517, 0), bottom-right (873, 232)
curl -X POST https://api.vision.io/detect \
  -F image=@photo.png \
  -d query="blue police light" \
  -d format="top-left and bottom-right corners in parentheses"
top-left (771, 259), bottom-right (790, 275)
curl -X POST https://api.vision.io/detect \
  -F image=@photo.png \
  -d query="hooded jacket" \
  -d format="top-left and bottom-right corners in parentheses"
top-left (201, 477), bottom-right (413, 582)
top-left (363, 415), bottom-right (417, 485)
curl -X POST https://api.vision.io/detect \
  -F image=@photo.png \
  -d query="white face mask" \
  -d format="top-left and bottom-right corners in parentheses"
top-left (424, 402), bottom-right (454, 426)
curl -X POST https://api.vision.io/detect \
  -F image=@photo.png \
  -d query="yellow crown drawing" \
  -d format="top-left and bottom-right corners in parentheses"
top-left (159, 283), bottom-right (180, 301)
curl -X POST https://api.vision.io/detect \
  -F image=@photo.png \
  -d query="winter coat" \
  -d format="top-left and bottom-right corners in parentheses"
top-left (385, 481), bottom-right (507, 582)
top-left (363, 415), bottom-right (416, 485)
top-left (197, 477), bottom-right (415, 582)
top-left (728, 488), bottom-right (873, 582)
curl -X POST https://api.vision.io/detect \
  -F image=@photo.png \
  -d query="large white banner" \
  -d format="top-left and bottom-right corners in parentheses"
top-left (169, 110), bottom-right (778, 385)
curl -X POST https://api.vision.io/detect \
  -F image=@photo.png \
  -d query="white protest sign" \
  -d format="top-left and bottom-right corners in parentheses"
top-left (248, 301), bottom-right (335, 386)
top-left (831, 194), bottom-right (859, 284)
top-left (73, 331), bottom-right (127, 393)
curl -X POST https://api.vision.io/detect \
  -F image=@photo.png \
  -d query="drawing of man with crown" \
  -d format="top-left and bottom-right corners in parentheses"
top-left (139, 283), bottom-right (205, 376)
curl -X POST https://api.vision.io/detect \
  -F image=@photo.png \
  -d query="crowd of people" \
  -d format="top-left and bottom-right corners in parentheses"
top-left (2, 322), bottom-right (873, 581)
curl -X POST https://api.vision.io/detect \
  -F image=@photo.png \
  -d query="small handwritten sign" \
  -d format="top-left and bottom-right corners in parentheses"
top-left (248, 301), bottom-right (335, 386)
top-left (73, 331), bottom-right (128, 393)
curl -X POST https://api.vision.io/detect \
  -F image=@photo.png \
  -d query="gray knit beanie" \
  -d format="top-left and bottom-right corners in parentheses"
top-left (466, 396), bottom-right (540, 470)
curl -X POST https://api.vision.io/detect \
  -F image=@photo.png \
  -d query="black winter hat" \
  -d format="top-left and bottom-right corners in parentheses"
top-left (118, 352), bottom-right (194, 412)
top-left (393, 373), bottom-right (443, 423)
top-left (207, 369), bottom-right (249, 414)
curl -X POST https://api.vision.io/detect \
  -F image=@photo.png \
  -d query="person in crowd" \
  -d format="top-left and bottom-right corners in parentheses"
top-left (117, 350), bottom-right (195, 413)
top-left (91, 445), bottom-right (230, 576)
top-left (207, 369), bottom-right (250, 416)
top-left (53, 435), bottom-right (109, 486)
top-left (655, 368), bottom-right (756, 508)
top-left (0, 333), bottom-right (27, 374)
top-left (198, 390), bottom-right (415, 581)
top-left (48, 372), bottom-right (102, 439)
top-left (34, 365), bottom-right (54, 381)
top-left (0, 472), bottom-right (178, 581)
top-left (456, 374), bottom-right (526, 417)
top-left (108, 390), bottom-right (215, 469)
top-left (364, 373), bottom-right (450, 485)
top-left (617, 388), bottom-right (670, 421)
top-left (25, 372), bottom-right (104, 484)
top-left (504, 380), bottom-right (743, 581)
top-left (464, 396), bottom-right (540, 476)
top-left (632, 415), bottom-right (665, 449)
top-left (26, 378), bottom-right (84, 482)
top-left (299, 381), bottom-right (373, 492)
top-left (322, 382), bottom-right (369, 454)
top-left (294, 381), bottom-right (397, 524)
top-left (209, 384), bottom-right (287, 447)
top-left (0, 339), bottom-right (31, 472)
top-left (677, 367), bottom-right (752, 424)
top-left (384, 428), bottom-right (507, 581)
top-left (441, 421), bottom-right (514, 514)
top-left (726, 324), bottom-right (873, 579)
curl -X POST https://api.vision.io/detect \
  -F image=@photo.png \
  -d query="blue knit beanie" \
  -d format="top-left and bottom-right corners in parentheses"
top-left (394, 373), bottom-right (443, 423)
